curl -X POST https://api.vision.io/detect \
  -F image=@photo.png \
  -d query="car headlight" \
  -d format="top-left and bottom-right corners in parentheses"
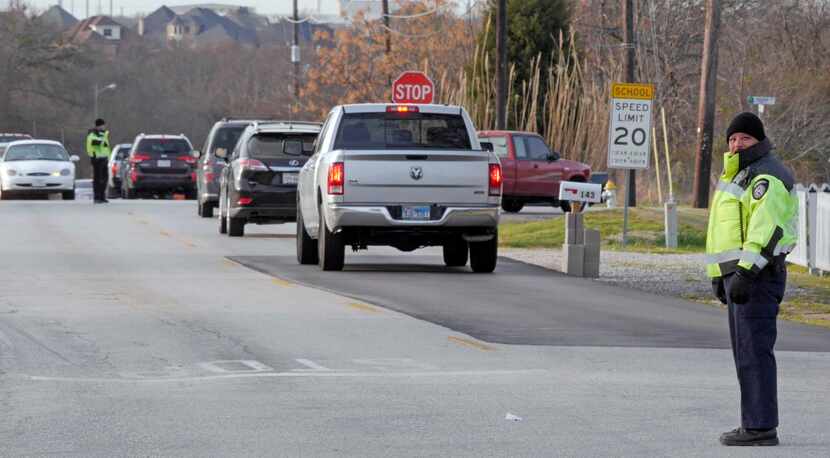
top-left (5, 169), bottom-right (16, 176)
top-left (59, 169), bottom-right (71, 176)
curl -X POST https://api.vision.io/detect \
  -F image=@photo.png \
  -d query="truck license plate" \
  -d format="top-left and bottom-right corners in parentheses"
top-left (402, 206), bottom-right (430, 221)
top-left (282, 173), bottom-right (298, 185)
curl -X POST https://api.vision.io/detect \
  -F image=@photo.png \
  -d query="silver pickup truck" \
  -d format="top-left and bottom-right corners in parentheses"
top-left (296, 103), bottom-right (502, 272)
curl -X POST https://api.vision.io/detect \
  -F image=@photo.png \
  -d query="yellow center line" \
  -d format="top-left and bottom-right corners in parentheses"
top-left (159, 230), bottom-right (171, 237)
top-left (448, 336), bottom-right (495, 352)
top-left (271, 278), bottom-right (294, 287)
top-left (348, 302), bottom-right (382, 314)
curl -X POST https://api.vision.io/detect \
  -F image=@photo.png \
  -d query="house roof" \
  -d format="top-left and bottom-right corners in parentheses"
top-left (40, 5), bottom-right (78, 30)
top-left (141, 6), bottom-right (177, 35)
top-left (64, 16), bottom-right (128, 44)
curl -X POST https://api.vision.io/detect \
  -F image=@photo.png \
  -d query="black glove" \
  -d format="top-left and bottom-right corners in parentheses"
top-left (91, 140), bottom-right (102, 146)
top-left (712, 278), bottom-right (727, 305)
top-left (729, 268), bottom-right (756, 305)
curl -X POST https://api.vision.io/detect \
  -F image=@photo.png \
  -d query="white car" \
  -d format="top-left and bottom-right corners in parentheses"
top-left (0, 140), bottom-right (79, 200)
top-left (296, 103), bottom-right (502, 272)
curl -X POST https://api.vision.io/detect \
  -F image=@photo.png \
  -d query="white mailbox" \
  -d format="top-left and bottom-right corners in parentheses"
top-left (559, 181), bottom-right (602, 203)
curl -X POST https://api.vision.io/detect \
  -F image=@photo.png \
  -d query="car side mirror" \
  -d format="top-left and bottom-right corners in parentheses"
top-left (192, 150), bottom-right (201, 159)
top-left (548, 151), bottom-right (560, 161)
top-left (480, 141), bottom-right (494, 152)
top-left (70, 155), bottom-right (80, 162)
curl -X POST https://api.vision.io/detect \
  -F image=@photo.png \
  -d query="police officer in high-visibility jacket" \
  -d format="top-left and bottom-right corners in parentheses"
top-left (86, 118), bottom-right (112, 203)
top-left (707, 112), bottom-right (798, 447)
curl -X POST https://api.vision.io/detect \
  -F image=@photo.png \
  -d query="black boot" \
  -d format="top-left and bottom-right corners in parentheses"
top-left (719, 427), bottom-right (778, 446)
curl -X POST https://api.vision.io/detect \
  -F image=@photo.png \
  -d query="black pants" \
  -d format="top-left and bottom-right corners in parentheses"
top-left (91, 157), bottom-right (108, 201)
top-left (724, 261), bottom-right (786, 430)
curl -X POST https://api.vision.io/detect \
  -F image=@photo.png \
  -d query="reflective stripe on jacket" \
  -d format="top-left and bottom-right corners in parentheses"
top-left (705, 138), bottom-right (798, 278)
top-left (86, 129), bottom-right (111, 159)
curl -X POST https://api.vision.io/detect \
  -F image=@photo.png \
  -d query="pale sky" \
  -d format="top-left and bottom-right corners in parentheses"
top-left (28, 0), bottom-right (341, 17)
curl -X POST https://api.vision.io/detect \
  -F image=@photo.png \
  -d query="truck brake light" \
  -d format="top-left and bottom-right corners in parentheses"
top-left (386, 105), bottom-right (419, 113)
top-left (489, 163), bottom-right (502, 196)
top-left (328, 162), bottom-right (344, 195)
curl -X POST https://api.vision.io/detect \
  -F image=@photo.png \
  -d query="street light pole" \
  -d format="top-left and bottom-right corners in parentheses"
top-left (93, 82), bottom-right (117, 120)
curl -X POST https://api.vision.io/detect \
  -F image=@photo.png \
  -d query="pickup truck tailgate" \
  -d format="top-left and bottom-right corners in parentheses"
top-left (342, 150), bottom-right (490, 205)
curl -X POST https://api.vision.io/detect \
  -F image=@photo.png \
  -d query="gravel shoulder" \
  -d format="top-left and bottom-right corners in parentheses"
top-left (500, 247), bottom-right (815, 312)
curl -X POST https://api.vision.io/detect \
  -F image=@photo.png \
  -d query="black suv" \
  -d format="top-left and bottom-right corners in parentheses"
top-left (194, 119), bottom-right (263, 217)
top-left (217, 121), bottom-right (321, 237)
top-left (121, 134), bottom-right (196, 199)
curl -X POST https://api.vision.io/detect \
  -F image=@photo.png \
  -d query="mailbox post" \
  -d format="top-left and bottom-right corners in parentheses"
top-left (559, 181), bottom-right (603, 277)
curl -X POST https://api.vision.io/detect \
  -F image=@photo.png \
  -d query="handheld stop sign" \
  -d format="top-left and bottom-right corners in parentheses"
top-left (392, 71), bottom-right (434, 104)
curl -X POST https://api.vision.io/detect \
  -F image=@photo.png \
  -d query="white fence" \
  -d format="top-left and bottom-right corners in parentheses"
top-left (789, 184), bottom-right (830, 273)
top-left (816, 192), bottom-right (830, 271)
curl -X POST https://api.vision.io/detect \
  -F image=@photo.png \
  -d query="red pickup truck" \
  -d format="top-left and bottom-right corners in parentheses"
top-left (478, 130), bottom-right (591, 213)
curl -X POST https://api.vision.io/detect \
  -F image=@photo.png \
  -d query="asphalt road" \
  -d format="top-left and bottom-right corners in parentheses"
top-left (232, 254), bottom-right (830, 351)
top-left (1, 200), bottom-right (829, 457)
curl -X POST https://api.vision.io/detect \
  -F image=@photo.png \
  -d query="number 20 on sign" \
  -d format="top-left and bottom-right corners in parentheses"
top-left (607, 83), bottom-right (654, 170)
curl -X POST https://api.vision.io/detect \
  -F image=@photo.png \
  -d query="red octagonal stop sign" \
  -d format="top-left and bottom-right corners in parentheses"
top-left (392, 71), bottom-right (434, 104)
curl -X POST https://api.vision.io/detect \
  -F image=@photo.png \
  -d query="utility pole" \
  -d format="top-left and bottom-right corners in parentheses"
top-left (495, 0), bottom-right (507, 130)
top-left (622, 0), bottom-right (637, 207)
top-left (292, 0), bottom-right (300, 106)
top-left (382, 0), bottom-right (391, 85)
top-left (692, 0), bottom-right (721, 208)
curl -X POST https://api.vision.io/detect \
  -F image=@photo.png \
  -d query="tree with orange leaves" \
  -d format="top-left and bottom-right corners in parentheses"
top-left (300, 1), bottom-right (479, 119)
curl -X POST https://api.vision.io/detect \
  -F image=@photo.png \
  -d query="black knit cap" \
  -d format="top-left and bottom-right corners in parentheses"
top-left (94, 118), bottom-right (106, 127)
top-left (726, 112), bottom-right (765, 142)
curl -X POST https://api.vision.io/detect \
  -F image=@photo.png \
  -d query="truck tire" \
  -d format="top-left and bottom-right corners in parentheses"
top-left (469, 231), bottom-right (498, 273)
top-left (218, 194), bottom-right (228, 234)
top-left (501, 200), bottom-right (524, 213)
top-left (296, 203), bottom-right (319, 265)
top-left (199, 201), bottom-right (213, 218)
top-left (443, 237), bottom-right (468, 267)
top-left (228, 214), bottom-right (245, 237)
top-left (318, 204), bottom-right (344, 271)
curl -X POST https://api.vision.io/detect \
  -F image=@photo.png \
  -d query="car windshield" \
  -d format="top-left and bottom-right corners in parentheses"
top-left (211, 126), bottom-right (246, 157)
top-left (333, 112), bottom-right (471, 150)
top-left (115, 145), bottom-right (132, 159)
top-left (136, 138), bottom-right (191, 156)
top-left (4, 144), bottom-right (69, 161)
top-left (483, 135), bottom-right (509, 158)
top-left (248, 132), bottom-right (317, 159)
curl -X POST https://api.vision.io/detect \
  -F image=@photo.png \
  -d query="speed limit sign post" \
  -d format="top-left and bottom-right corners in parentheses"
top-left (608, 82), bottom-right (654, 246)
top-left (608, 83), bottom-right (654, 169)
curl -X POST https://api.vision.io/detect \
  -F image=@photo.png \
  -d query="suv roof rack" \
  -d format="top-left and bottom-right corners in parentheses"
top-left (220, 116), bottom-right (278, 122)
top-left (251, 120), bottom-right (322, 130)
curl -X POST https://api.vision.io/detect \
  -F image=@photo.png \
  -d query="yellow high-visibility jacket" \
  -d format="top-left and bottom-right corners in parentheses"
top-left (705, 138), bottom-right (798, 278)
top-left (85, 129), bottom-right (111, 159)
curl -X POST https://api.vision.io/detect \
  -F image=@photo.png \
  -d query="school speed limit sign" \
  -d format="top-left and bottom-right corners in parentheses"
top-left (607, 83), bottom-right (654, 169)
